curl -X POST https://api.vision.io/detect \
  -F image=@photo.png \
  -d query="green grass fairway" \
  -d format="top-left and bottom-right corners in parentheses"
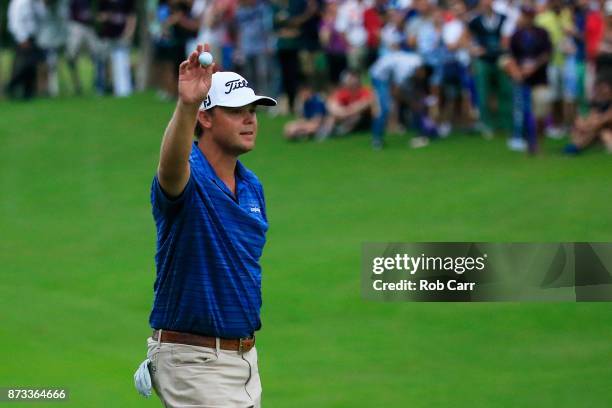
top-left (1, 93), bottom-right (612, 407)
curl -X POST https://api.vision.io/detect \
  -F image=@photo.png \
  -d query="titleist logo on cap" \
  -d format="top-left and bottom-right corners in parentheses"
top-left (225, 79), bottom-right (249, 94)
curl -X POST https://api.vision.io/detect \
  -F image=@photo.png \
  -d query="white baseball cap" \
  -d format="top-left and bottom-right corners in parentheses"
top-left (199, 71), bottom-right (277, 111)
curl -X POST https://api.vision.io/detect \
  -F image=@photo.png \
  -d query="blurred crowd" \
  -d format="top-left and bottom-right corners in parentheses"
top-left (4, 0), bottom-right (136, 98)
top-left (3, 0), bottom-right (612, 154)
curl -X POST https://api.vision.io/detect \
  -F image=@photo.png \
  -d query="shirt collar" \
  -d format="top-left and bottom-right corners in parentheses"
top-left (192, 141), bottom-right (251, 197)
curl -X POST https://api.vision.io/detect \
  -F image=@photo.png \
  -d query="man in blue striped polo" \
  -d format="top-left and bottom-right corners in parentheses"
top-left (134, 43), bottom-right (276, 407)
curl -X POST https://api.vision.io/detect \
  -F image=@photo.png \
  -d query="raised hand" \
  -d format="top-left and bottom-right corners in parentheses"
top-left (178, 43), bottom-right (215, 106)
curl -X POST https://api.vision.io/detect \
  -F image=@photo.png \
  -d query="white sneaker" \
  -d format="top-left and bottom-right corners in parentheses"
top-left (507, 137), bottom-right (527, 152)
top-left (410, 136), bottom-right (430, 149)
top-left (438, 122), bottom-right (451, 138)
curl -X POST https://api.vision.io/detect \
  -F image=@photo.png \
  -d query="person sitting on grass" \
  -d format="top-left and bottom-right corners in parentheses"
top-left (564, 75), bottom-right (612, 154)
top-left (283, 82), bottom-right (327, 141)
top-left (317, 69), bottom-right (375, 140)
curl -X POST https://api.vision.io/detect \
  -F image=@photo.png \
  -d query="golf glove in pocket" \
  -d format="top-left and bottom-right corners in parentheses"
top-left (134, 358), bottom-right (152, 398)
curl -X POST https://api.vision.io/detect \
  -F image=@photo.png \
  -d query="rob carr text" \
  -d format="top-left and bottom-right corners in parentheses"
top-left (373, 279), bottom-right (476, 291)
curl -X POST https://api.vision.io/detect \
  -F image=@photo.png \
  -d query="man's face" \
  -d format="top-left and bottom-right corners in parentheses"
top-left (201, 104), bottom-right (258, 155)
top-left (414, 0), bottom-right (428, 14)
top-left (450, 0), bottom-right (465, 17)
top-left (389, 9), bottom-right (403, 25)
top-left (343, 73), bottom-right (360, 90)
top-left (521, 10), bottom-right (535, 26)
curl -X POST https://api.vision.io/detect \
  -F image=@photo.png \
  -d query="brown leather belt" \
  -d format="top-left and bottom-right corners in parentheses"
top-left (152, 329), bottom-right (255, 353)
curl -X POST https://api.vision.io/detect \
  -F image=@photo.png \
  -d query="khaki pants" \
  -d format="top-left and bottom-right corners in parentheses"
top-left (146, 337), bottom-right (262, 408)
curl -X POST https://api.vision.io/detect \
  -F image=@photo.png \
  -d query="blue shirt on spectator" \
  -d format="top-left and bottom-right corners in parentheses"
top-left (149, 141), bottom-right (268, 338)
top-left (303, 94), bottom-right (326, 119)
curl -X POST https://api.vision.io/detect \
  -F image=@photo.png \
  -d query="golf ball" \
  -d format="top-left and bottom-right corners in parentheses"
top-left (198, 52), bottom-right (213, 67)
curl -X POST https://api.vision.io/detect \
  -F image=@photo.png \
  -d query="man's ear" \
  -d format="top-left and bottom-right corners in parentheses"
top-left (198, 110), bottom-right (213, 130)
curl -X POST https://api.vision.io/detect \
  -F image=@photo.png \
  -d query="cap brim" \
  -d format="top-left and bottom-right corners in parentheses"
top-left (253, 96), bottom-right (278, 107)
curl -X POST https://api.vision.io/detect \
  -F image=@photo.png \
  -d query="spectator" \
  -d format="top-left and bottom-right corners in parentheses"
top-left (6, 0), bottom-right (43, 99)
top-left (173, 0), bottom-right (200, 56)
top-left (469, 0), bottom-right (507, 136)
top-left (535, 0), bottom-right (575, 138)
top-left (152, 0), bottom-right (200, 99)
top-left (405, 0), bottom-right (446, 126)
top-left (571, 0), bottom-right (588, 106)
top-left (273, 0), bottom-right (317, 113)
top-left (363, 0), bottom-right (387, 66)
top-left (379, 7), bottom-right (405, 55)
top-left (585, 0), bottom-right (605, 98)
top-left (595, 0), bottom-right (612, 76)
top-left (66, 0), bottom-right (99, 95)
top-left (234, 0), bottom-right (275, 95)
top-left (97, 0), bottom-right (137, 97)
top-left (319, 69), bottom-right (375, 139)
top-left (506, 5), bottom-right (552, 154)
top-left (36, 0), bottom-right (69, 97)
top-left (565, 74), bottom-right (612, 153)
top-left (297, 0), bottom-right (322, 84)
top-left (440, 0), bottom-right (473, 136)
top-left (170, 0), bottom-right (200, 90)
top-left (320, 0), bottom-right (348, 84)
top-left (283, 82), bottom-right (327, 140)
top-left (150, 0), bottom-right (180, 99)
top-left (336, 0), bottom-right (368, 70)
top-left (370, 48), bottom-right (423, 149)
top-left (192, 0), bottom-right (236, 69)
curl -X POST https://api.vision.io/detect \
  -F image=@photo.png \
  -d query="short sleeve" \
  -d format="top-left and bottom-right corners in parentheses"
top-left (151, 173), bottom-right (195, 215)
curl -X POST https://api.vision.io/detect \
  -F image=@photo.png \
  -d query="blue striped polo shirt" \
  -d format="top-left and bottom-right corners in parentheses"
top-left (149, 141), bottom-right (268, 338)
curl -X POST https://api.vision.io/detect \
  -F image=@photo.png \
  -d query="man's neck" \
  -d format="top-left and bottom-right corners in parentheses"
top-left (198, 139), bottom-right (238, 194)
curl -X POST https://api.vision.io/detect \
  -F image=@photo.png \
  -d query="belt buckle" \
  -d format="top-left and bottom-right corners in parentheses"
top-left (238, 336), bottom-right (253, 353)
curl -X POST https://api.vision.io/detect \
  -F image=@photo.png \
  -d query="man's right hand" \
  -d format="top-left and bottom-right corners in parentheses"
top-left (178, 43), bottom-right (215, 106)
top-left (157, 43), bottom-right (216, 198)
